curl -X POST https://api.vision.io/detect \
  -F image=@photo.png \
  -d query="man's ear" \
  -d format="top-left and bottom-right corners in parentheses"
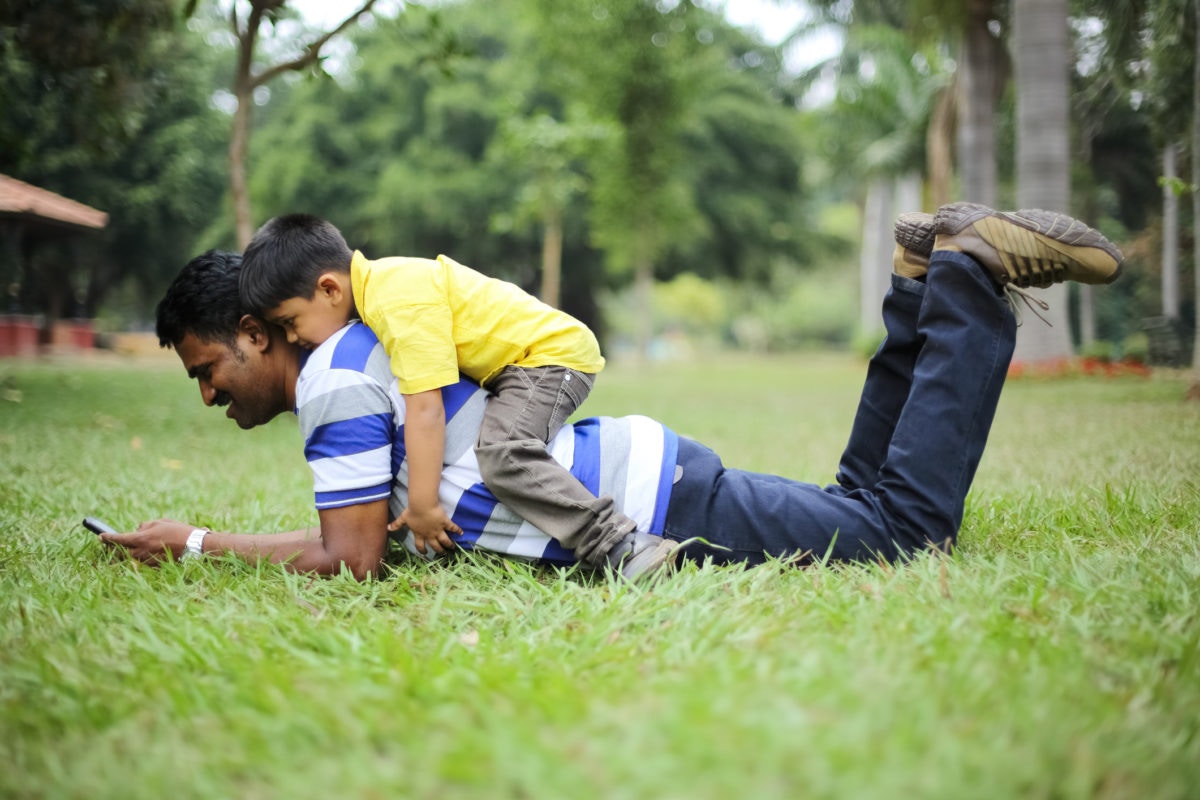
top-left (239, 314), bottom-right (273, 352)
top-left (315, 272), bottom-right (349, 307)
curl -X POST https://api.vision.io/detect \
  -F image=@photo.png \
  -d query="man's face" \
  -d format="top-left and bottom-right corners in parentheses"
top-left (175, 332), bottom-right (286, 429)
top-left (265, 292), bottom-right (346, 350)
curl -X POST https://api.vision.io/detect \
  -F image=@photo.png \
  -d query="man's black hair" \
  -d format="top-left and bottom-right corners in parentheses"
top-left (239, 214), bottom-right (354, 315)
top-left (155, 250), bottom-right (245, 349)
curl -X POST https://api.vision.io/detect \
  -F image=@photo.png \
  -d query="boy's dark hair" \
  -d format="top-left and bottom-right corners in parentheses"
top-left (239, 214), bottom-right (354, 314)
top-left (156, 250), bottom-right (244, 349)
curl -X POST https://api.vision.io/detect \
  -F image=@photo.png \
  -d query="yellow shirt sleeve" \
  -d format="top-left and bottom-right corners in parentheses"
top-left (352, 253), bottom-right (460, 394)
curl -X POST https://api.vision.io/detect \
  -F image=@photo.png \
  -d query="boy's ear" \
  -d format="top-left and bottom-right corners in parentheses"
top-left (239, 314), bottom-right (272, 352)
top-left (315, 272), bottom-right (349, 306)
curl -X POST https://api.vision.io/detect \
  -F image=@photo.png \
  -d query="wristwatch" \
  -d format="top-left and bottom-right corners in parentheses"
top-left (183, 528), bottom-right (210, 559)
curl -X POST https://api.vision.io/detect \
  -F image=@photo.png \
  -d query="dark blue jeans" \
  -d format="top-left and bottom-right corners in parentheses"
top-left (664, 251), bottom-right (1017, 565)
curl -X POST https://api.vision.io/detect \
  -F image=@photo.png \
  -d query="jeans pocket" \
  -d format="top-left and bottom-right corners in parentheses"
top-left (547, 370), bottom-right (593, 434)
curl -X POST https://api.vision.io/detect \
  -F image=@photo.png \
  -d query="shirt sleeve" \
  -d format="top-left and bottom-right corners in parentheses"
top-left (372, 301), bottom-right (461, 394)
top-left (362, 261), bottom-right (461, 395)
top-left (297, 368), bottom-right (396, 509)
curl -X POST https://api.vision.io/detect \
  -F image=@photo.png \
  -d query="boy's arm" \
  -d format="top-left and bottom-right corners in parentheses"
top-left (101, 499), bottom-right (390, 581)
top-left (393, 388), bottom-right (462, 553)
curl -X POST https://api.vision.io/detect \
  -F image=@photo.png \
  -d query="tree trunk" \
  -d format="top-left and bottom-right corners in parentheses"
top-left (859, 178), bottom-right (893, 336)
top-left (632, 224), bottom-right (655, 362)
top-left (1078, 285), bottom-right (1095, 349)
top-left (231, 91), bottom-right (254, 250)
top-left (1012, 0), bottom-right (1074, 365)
top-left (895, 173), bottom-right (922, 221)
top-left (927, 81), bottom-right (956, 209)
top-left (1163, 142), bottom-right (1181, 320)
top-left (224, 1), bottom-right (377, 250)
top-left (958, 0), bottom-right (1000, 206)
top-left (1189, 0), bottom-right (1200, 400)
top-left (231, 5), bottom-right (259, 251)
top-left (540, 207), bottom-right (563, 308)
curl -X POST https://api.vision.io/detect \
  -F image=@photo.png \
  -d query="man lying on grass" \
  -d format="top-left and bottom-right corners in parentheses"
top-left (103, 203), bottom-right (1123, 579)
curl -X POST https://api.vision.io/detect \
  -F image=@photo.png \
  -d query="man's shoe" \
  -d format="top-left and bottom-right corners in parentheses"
top-left (893, 211), bottom-right (936, 278)
top-left (606, 532), bottom-right (679, 582)
top-left (932, 202), bottom-right (1124, 288)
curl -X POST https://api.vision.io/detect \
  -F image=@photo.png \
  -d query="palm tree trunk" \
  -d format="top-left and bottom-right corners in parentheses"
top-left (958, 0), bottom-right (1000, 206)
top-left (1012, 0), bottom-right (1073, 364)
top-left (859, 178), bottom-right (893, 336)
top-left (1188, 0), bottom-right (1200, 400)
top-left (927, 82), bottom-right (956, 209)
top-left (1163, 142), bottom-right (1181, 320)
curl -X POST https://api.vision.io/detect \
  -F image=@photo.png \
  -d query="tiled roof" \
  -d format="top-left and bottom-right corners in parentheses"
top-left (0, 173), bottom-right (108, 230)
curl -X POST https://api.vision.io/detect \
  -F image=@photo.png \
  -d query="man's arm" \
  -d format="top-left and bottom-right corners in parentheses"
top-left (102, 498), bottom-right (389, 581)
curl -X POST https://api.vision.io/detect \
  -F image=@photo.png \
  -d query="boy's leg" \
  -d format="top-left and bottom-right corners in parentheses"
top-left (476, 366), bottom-right (659, 569)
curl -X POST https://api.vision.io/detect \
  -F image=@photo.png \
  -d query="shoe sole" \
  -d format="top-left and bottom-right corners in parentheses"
top-left (893, 212), bottom-right (936, 279)
top-left (894, 212), bottom-right (936, 256)
top-left (935, 202), bottom-right (1124, 287)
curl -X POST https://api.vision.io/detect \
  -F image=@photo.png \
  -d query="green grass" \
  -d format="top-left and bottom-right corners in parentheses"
top-left (2, 354), bottom-right (1199, 799)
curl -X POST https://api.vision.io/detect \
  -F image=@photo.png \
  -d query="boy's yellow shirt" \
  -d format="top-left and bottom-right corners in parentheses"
top-left (350, 251), bottom-right (605, 395)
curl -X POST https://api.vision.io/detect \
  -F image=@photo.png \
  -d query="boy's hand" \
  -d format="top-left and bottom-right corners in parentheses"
top-left (389, 504), bottom-right (461, 554)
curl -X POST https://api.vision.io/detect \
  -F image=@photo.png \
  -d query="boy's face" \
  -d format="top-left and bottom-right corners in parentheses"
top-left (265, 279), bottom-right (349, 349)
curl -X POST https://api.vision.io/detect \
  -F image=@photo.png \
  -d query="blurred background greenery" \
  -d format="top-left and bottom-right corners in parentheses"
top-left (0, 0), bottom-right (1194, 371)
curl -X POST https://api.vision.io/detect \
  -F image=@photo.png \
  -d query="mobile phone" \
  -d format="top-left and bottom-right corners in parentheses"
top-left (82, 517), bottom-right (118, 535)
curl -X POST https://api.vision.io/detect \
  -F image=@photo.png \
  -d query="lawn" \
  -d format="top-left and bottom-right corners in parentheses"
top-left (2, 353), bottom-right (1199, 799)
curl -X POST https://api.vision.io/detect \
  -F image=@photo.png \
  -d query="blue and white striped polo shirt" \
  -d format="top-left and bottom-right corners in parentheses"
top-left (294, 322), bottom-right (679, 566)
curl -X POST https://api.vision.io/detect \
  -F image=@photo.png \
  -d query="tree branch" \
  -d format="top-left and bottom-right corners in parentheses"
top-left (249, 0), bottom-right (378, 88)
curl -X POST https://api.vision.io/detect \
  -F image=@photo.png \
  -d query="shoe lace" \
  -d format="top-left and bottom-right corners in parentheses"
top-left (1002, 283), bottom-right (1052, 327)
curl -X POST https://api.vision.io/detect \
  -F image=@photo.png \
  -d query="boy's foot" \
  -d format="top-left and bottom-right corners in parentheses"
top-left (892, 211), bottom-right (936, 278)
top-left (932, 202), bottom-right (1124, 288)
top-left (606, 532), bottom-right (679, 581)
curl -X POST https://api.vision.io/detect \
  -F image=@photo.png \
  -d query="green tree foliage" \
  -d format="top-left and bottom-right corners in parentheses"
top-left (806, 24), bottom-right (951, 191)
top-left (1072, 0), bottom-right (1196, 358)
top-left (664, 18), bottom-right (806, 284)
top-left (247, 0), bottom-right (806, 339)
top-left (247, 3), bottom-right (611, 329)
top-left (186, 0), bottom-right (377, 247)
top-left (249, 5), bottom-right (528, 265)
top-left (0, 0), bottom-right (176, 159)
top-left (0, 0), bottom-right (227, 320)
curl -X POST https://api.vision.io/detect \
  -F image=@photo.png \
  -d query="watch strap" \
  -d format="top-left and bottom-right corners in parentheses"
top-left (183, 528), bottom-right (210, 559)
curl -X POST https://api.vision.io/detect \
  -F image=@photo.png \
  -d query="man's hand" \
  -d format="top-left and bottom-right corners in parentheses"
top-left (100, 518), bottom-right (195, 564)
top-left (388, 504), bottom-right (461, 555)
